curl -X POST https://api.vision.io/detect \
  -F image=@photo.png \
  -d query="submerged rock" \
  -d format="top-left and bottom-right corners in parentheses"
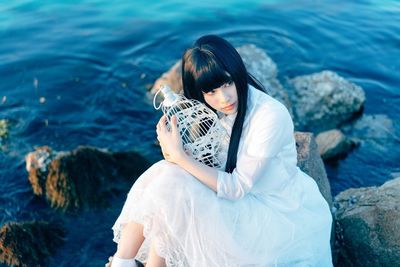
top-left (26, 146), bottom-right (151, 212)
top-left (0, 119), bottom-right (9, 148)
top-left (333, 177), bottom-right (400, 266)
top-left (342, 113), bottom-right (396, 141)
top-left (0, 119), bottom-right (8, 139)
top-left (0, 221), bottom-right (65, 267)
top-left (289, 70), bottom-right (366, 133)
top-left (391, 172), bottom-right (400, 179)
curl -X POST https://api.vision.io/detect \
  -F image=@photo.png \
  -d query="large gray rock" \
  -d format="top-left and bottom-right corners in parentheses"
top-left (236, 44), bottom-right (292, 111)
top-left (294, 132), bottom-right (333, 206)
top-left (237, 45), bottom-right (278, 80)
top-left (333, 177), bottom-right (400, 266)
top-left (289, 70), bottom-right (366, 133)
top-left (150, 44), bottom-right (292, 112)
top-left (295, 132), bottom-right (335, 251)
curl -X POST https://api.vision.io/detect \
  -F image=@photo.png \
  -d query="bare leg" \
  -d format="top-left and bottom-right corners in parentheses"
top-left (146, 240), bottom-right (167, 267)
top-left (115, 221), bottom-right (145, 258)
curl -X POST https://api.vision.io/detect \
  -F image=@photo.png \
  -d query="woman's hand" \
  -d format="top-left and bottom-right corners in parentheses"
top-left (156, 115), bottom-right (219, 193)
top-left (156, 115), bottom-right (186, 164)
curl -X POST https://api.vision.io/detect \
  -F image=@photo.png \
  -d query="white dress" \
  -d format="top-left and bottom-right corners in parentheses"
top-left (112, 86), bottom-right (333, 267)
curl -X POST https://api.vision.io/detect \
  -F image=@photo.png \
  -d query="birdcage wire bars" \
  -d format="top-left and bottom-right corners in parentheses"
top-left (154, 86), bottom-right (225, 168)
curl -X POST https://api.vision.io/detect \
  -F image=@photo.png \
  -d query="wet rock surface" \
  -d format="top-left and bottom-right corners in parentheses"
top-left (289, 70), bottom-right (366, 133)
top-left (295, 132), bottom-right (333, 206)
top-left (0, 221), bottom-right (65, 267)
top-left (26, 145), bottom-right (151, 211)
top-left (332, 177), bottom-right (400, 266)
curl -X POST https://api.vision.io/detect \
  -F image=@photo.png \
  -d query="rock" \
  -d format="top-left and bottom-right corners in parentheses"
top-left (26, 146), bottom-right (58, 196)
top-left (333, 177), bottom-right (400, 266)
top-left (151, 60), bottom-right (182, 95)
top-left (342, 114), bottom-right (396, 141)
top-left (1, 119), bottom-right (18, 151)
top-left (289, 70), bottom-right (366, 133)
top-left (295, 132), bottom-right (333, 207)
top-left (26, 146), bottom-right (151, 211)
top-left (0, 119), bottom-right (8, 139)
top-left (0, 119), bottom-right (9, 148)
top-left (237, 45), bottom-right (278, 80)
top-left (391, 172), bottom-right (400, 179)
top-left (315, 129), bottom-right (359, 161)
top-left (0, 221), bottom-right (65, 267)
top-left (341, 114), bottom-right (398, 164)
top-left (295, 132), bottom-right (335, 252)
top-left (150, 44), bottom-right (292, 112)
top-left (236, 44), bottom-right (292, 111)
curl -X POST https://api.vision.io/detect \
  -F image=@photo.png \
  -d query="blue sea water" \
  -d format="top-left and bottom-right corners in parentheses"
top-left (0, 0), bottom-right (399, 266)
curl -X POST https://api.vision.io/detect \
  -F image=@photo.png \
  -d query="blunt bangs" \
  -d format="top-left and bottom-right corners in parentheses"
top-left (184, 48), bottom-right (232, 95)
top-left (194, 60), bottom-right (232, 93)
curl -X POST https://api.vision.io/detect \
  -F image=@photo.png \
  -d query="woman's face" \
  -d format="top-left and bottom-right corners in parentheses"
top-left (202, 81), bottom-right (238, 115)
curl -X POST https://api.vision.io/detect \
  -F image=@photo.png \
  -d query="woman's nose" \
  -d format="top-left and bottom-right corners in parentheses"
top-left (219, 91), bottom-right (230, 103)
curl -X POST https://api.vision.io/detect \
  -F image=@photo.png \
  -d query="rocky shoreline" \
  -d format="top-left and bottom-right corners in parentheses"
top-left (1, 44), bottom-right (398, 266)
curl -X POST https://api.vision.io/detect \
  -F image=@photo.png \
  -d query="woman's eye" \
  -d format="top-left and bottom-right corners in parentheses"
top-left (225, 81), bottom-right (233, 87)
top-left (204, 90), bottom-right (215, 95)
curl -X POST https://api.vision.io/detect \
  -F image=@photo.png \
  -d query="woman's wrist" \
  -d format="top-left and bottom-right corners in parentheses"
top-left (174, 150), bottom-right (190, 165)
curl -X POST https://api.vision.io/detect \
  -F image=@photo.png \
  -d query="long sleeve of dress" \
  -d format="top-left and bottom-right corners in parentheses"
top-left (217, 101), bottom-right (294, 200)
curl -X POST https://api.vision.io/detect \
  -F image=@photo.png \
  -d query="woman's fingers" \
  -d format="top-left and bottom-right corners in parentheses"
top-left (170, 115), bottom-right (178, 133)
top-left (159, 115), bottom-right (167, 129)
top-left (157, 115), bottom-right (179, 133)
top-left (156, 115), bottom-right (166, 139)
top-left (170, 115), bottom-right (181, 139)
top-left (156, 119), bottom-right (161, 136)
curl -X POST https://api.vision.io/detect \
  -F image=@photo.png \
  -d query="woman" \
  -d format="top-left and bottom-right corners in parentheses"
top-left (110, 35), bottom-right (333, 267)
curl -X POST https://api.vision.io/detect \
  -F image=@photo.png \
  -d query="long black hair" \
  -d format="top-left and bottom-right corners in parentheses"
top-left (182, 35), bottom-right (266, 173)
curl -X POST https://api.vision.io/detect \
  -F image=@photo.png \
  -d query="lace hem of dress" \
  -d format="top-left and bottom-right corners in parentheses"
top-left (112, 214), bottom-right (189, 267)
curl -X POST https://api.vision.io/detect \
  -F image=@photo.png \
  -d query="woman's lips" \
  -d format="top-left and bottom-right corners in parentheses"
top-left (223, 102), bottom-right (236, 111)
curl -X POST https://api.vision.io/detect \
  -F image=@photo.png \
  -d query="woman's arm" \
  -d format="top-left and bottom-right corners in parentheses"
top-left (176, 153), bottom-right (218, 192)
top-left (216, 102), bottom-right (294, 200)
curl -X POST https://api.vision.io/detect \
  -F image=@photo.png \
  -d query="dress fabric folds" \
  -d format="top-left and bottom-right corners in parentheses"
top-left (112, 86), bottom-right (333, 267)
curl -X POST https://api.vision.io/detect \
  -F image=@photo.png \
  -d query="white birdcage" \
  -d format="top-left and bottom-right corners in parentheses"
top-left (153, 85), bottom-right (225, 168)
